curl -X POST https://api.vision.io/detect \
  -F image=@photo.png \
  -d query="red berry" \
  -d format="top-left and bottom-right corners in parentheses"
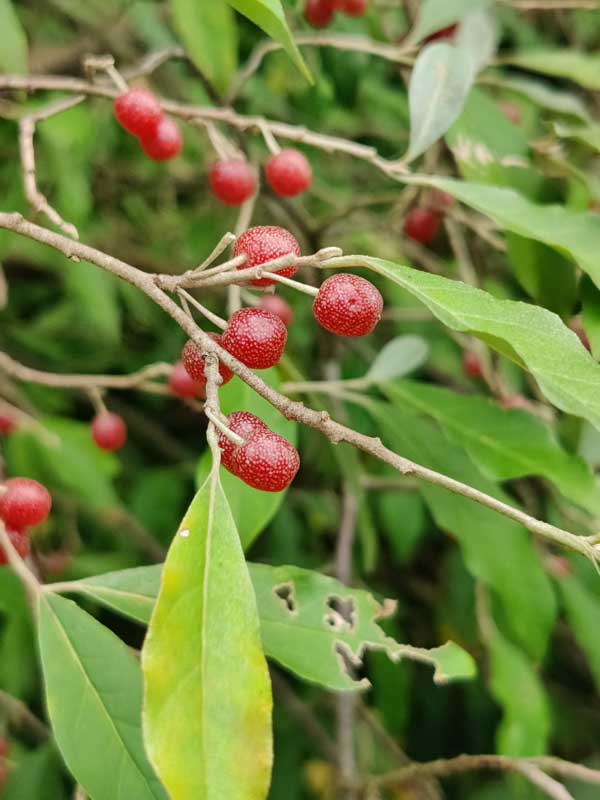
top-left (404, 207), bottom-right (442, 245)
top-left (236, 431), bottom-right (300, 492)
top-left (0, 414), bottom-right (15, 435)
top-left (266, 149), bottom-right (312, 198)
top-left (313, 273), bottom-right (383, 337)
top-left (305, 0), bottom-right (336, 28)
top-left (182, 334), bottom-right (234, 387)
top-left (430, 189), bottom-right (454, 212)
top-left (169, 361), bottom-right (206, 399)
top-left (222, 308), bottom-right (288, 369)
top-left (0, 528), bottom-right (30, 565)
top-left (0, 478), bottom-right (51, 531)
top-left (462, 351), bottom-right (483, 379)
top-left (218, 412), bottom-right (269, 474)
top-left (259, 294), bottom-right (293, 327)
top-left (209, 160), bottom-right (256, 206)
top-left (233, 226), bottom-right (301, 288)
top-left (139, 117), bottom-right (182, 161)
top-left (339, 0), bottom-right (367, 16)
top-left (91, 412), bottom-right (127, 452)
top-left (424, 24), bottom-right (458, 44)
top-left (114, 88), bottom-right (163, 137)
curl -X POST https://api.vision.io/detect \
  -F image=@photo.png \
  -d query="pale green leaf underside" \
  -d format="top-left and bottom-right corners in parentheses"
top-left (62, 562), bottom-right (475, 692)
top-left (410, 0), bottom-right (494, 42)
top-left (225, 0), bottom-right (311, 82)
top-left (365, 335), bottom-right (429, 382)
top-left (358, 254), bottom-right (600, 431)
top-left (505, 49), bottom-right (600, 90)
top-left (37, 593), bottom-right (166, 800)
top-left (142, 474), bottom-right (272, 800)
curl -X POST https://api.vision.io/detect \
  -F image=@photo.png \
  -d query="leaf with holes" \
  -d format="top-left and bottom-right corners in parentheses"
top-left (37, 593), bottom-right (166, 800)
top-left (142, 471), bottom-right (273, 799)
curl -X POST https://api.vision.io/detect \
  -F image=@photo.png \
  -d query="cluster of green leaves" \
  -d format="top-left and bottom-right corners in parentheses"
top-left (3, 0), bottom-right (600, 799)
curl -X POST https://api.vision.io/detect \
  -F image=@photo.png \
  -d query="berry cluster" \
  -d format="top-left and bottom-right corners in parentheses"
top-left (219, 412), bottom-right (299, 492)
top-left (305, 0), bottom-right (367, 28)
top-left (114, 88), bottom-right (182, 162)
top-left (210, 148), bottom-right (312, 207)
top-left (0, 478), bottom-right (52, 565)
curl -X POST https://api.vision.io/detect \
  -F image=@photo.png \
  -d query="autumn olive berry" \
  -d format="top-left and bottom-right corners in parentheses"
top-left (222, 308), bottom-right (288, 369)
top-left (169, 361), bottom-right (206, 399)
top-left (114, 88), bottom-right (162, 137)
top-left (0, 414), bottom-right (15, 435)
top-left (404, 207), bottom-right (441, 245)
top-left (91, 412), bottom-right (127, 451)
top-left (305, 0), bottom-right (336, 28)
top-left (462, 351), bottom-right (483, 380)
top-left (218, 411), bottom-right (269, 475)
top-left (313, 273), bottom-right (383, 337)
top-left (259, 294), bottom-right (293, 327)
top-left (266, 149), bottom-right (312, 198)
top-left (139, 117), bottom-right (182, 161)
top-left (181, 334), bottom-right (234, 387)
top-left (209, 160), bottom-right (256, 206)
top-left (235, 431), bottom-right (300, 492)
top-left (0, 478), bottom-right (52, 531)
top-left (233, 226), bottom-right (301, 288)
top-left (339, 0), bottom-right (367, 16)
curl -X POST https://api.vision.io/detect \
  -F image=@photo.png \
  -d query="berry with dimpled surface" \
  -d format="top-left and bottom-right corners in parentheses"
top-left (233, 226), bottom-right (301, 288)
top-left (404, 207), bottom-right (441, 245)
top-left (182, 334), bottom-right (234, 387)
top-left (0, 528), bottom-right (30, 566)
top-left (313, 273), bottom-right (383, 337)
top-left (91, 412), bottom-right (127, 452)
top-left (139, 117), bottom-right (182, 161)
top-left (305, 0), bottom-right (336, 28)
top-left (222, 308), bottom-right (287, 369)
top-left (0, 478), bottom-right (51, 531)
top-left (209, 160), bottom-right (256, 206)
top-left (259, 295), bottom-right (293, 327)
top-left (114, 88), bottom-right (162, 137)
top-left (218, 412), bottom-right (269, 474)
top-left (235, 430), bottom-right (300, 492)
top-left (266, 149), bottom-right (312, 198)
top-left (169, 361), bottom-right (206, 399)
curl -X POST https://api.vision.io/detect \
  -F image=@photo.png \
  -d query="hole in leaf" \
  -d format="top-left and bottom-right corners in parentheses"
top-left (274, 582), bottom-right (297, 614)
top-left (334, 642), bottom-right (367, 685)
top-left (324, 595), bottom-right (356, 632)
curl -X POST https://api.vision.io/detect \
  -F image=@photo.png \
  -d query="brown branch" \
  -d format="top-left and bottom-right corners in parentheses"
top-left (0, 691), bottom-right (48, 743)
top-left (0, 212), bottom-right (597, 566)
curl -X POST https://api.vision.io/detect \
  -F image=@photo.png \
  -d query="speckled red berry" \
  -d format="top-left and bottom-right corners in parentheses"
top-left (182, 334), bottom-right (234, 387)
top-left (218, 412), bottom-right (269, 474)
top-left (169, 360), bottom-right (206, 399)
top-left (0, 528), bottom-right (30, 565)
top-left (266, 149), bottom-right (312, 198)
top-left (91, 412), bottom-right (127, 451)
top-left (233, 226), bottom-right (301, 288)
top-left (0, 478), bottom-right (51, 531)
top-left (339, 0), bottom-right (367, 16)
top-left (114, 88), bottom-right (163, 137)
top-left (313, 273), bottom-right (383, 337)
top-left (235, 430), bottom-right (300, 492)
top-left (209, 160), bottom-right (256, 206)
top-left (222, 308), bottom-right (287, 369)
top-left (404, 207), bottom-right (441, 245)
top-left (424, 24), bottom-right (457, 44)
top-left (139, 117), bottom-right (182, 161)
top-left (259, 294), bottom-right (293, 327)
top-left (0, 414), bottom-right (15, 435)
top-left (462, 351), bottom-right (483, 379)
top-left (305, 0), bottom-right (336, 28)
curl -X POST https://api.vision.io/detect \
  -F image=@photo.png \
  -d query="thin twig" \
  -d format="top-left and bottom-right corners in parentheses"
top-left (0, 691), bottom-right (48, 742)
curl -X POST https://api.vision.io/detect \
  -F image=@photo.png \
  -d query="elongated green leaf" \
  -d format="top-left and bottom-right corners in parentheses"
top-left (196, 368), bottom-right (297, 548)
top-left (37, 593), bottom-right (166, 800)
top-left (365, 335), bottom-right (429, 382)
top-left (558, 573), bottom-right (600, 692)
top-left (142, 472), bottom-right (273, 799)
top-left (225, 0), bottom-right (311, 82)
top-left (555, 120), bottom-right (600, 153)
top-left (491, 75), bottom-right (589, 121)
top-left (506, 49), bottom-right (600, 90)
top-left (170, 0), bottom-right (237, 94)
top-left (410, 0), bottom-right (494, 43)
top-left (386, 380), bottom-right (600, 515)
top-left (358, 254), bottom-right (600, 430)
top-left (56, 563), bottom-right (476, 691)
top-left (367, 401), bottom-right (556, 660)
top-left (582, 277), bottom-right (600, 360)
top-left (0, 0), bottom-right (28, 74)
top-left (454, 7), bottom-right (499, 78)
top-left (410, 176), bottom-right (600, 290)
top-left (407, 43), bottom-right (474, 161)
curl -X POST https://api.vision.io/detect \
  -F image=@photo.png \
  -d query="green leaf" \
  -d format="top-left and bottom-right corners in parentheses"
top-left (0, 0), bottom-right (28, 74)
top-left (582, 276), bottom-right (600, 360)
top-left (407, 43), bottom-right (475, 161)
top-left (384, 381), bottom-right (600, 516)
top-left (367, 401), bottom-right (556, 659)
top-left (555, 120), bottom-right (600, 153)
top-left (37, 593), bottom-right (166, 800)
top-left (142, 471), bottom-right (273, 799)
top-left (225, 0), bottom-right (311, 83)
top-left (359, 254), bottom-right (600, 430)
top-left (488, 624), bottom-right (551, 755)
top-left (2, 745), bottom-right (67, 800)
top-left (491, 75), bottom-right (590, 121)
top-left (170, 0), bottom-right (238, 95)
top-left (454, 7), bottom-right (499, 78)
top-left (506, 234), bottom-right (577, 317)
top-left (558, 573), bottom-right (600, 693)
top-left (0, 570), bottom-right (36, 699)
top-left (196, 368), bottom-right (297, 548)
top-left (505, 49), bottom-right (600, 90)
top-left (410, 176), bottom-right (600, 290)
top-left (410, 0), bottom-right (494, 43)
top-left (365, 335), bottom-right (429, 382)
top-left (55, 562), bottom-right (476, 692)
